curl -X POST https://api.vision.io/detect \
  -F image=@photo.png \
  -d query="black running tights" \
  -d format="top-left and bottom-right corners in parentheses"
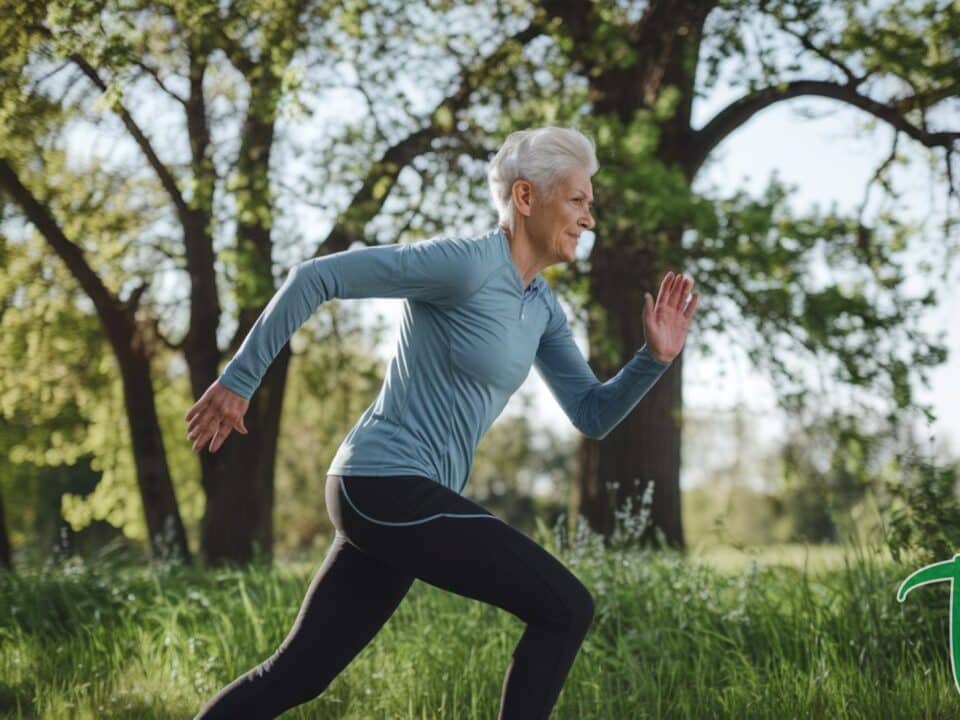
top-left (194, 473), bottom-right (595, 719)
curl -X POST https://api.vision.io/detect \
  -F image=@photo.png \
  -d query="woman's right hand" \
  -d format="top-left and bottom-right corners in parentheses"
top-left (185, 379), bottom-right (250, 454)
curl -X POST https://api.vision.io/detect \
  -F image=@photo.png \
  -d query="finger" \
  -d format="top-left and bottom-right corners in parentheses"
top-left (211, 423), bottom-right (230, 452)
top-left (671, 274), bottom-right (693, 308)
top-left (683, 292), bottom-right (700, 320)
top-left (187, 421), bottom-right (211, 443)
top-left (656, 271), bottom-right (674, 306)
top-left (193, 424), bottom-right (218, 454)
top-left (667, 273), bottom-right (685, 307)
top-left (188, 405), bottom-right (224, 435)
top-left (187, 412), bottom-right (212, 436)
top-left (191, 420), bottom-right (216, 451)
top-left (211, 427), bottom-right (230, 453)
top-left (186, 380), bottom-right (223, 422)
top-left (185, 399), bottom-right (206, 423)
top-left (235, 417), bottom-right (248, 434)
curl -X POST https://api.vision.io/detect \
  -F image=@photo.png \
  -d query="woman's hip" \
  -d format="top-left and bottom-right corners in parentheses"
top-left (324, 473), bottom-right (593, 628)
top-left (325, 473), bottom-right (500, 533)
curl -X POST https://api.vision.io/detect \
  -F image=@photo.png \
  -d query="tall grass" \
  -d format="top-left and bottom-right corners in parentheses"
top-left (1, 524), bottom-right (957, 719)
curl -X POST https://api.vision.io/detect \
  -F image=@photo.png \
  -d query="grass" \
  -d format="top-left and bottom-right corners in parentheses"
top-left (0, 528), bottom-right (957, 719)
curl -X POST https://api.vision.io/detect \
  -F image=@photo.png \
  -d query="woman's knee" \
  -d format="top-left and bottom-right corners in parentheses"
top-left (539, 575), bottom-right (594, 634)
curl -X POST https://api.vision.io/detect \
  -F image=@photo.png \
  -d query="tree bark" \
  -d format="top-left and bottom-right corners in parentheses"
top-left (578, 237), bottom-right (686, 548)
top-left (198, 345), bottom-right (291, 565)
top-left (116, 334), bottom-right (193, 562)
top-left (537, 0), bottom-right (714, 549)
top-left (0, 484), bottom-right (11, 570)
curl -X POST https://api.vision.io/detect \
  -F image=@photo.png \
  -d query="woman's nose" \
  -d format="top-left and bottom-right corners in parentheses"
top-left (580, 210), bottom-right (595, 230)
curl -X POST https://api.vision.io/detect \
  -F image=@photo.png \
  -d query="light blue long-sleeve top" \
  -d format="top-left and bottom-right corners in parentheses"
top-left (219, 226), bottom-right (672, 495)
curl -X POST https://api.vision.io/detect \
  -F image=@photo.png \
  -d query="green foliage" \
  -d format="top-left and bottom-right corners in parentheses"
top-left (685, 174), bottom-right (949, 425)
top-left (587, 112), bottom-right (711, 244)
top-left (0, 229), bottom-right (125, 543)
top-left (880, 446), bottom-right (960, 568)
top-left (777, 410), bottom-right (904, 544)
top-left (684, 482), bottom-right (794, 548)
top-left (0, 224), bottom-right (202, 548)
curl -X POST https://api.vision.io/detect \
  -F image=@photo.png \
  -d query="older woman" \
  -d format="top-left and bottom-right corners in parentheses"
top-left (188, 126), bottom-right (698, 719)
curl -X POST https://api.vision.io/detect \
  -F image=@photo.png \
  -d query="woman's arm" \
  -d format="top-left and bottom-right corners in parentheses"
top-left (533, 290), bottom-right (671, 440)
top-left (219, 237), bottom-right (479, 399)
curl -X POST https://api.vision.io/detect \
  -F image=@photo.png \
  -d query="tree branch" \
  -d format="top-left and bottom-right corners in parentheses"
top-left (689, 79), bottom-right (960, 176)
top-left (28, 59), bottom-right (73, 94)
top-left (0, 158), bottom-right (127, 339)
top-left (131, 59), bottom-right (187, 106)
top-left (313, 23), bottom-right (542, 258)
top-left (778, 25), bottom-right (868, 87)
top-left (23, 23), bottom-right (192, 220)
top-left (67, 53), bottom-right (191, 221)
top-left (857, 129), bottom-right (900, 228)
top-left (211, 2), bottom-right (256, 75)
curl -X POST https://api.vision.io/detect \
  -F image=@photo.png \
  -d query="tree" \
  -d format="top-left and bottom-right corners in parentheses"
top-left (0, 0), bottom-right (542, 564)
top-left (525, 0), bottom-right (958, 548)
top-left (0, 484), bottom-right (9, 570)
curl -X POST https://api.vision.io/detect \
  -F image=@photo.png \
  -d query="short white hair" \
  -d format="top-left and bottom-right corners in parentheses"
top-left (487, 126), bottom-right (599, 231)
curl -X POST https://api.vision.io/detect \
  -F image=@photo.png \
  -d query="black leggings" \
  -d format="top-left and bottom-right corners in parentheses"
top-left (195, 474), bottom-right (595, 719)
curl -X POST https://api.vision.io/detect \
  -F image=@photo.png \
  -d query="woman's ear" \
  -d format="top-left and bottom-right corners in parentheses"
top-left (511, 179), bottom-right (534, 218)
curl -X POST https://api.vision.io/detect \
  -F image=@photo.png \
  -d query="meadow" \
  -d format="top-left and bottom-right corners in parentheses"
top-left (1, 528), bottom-right (957, 719)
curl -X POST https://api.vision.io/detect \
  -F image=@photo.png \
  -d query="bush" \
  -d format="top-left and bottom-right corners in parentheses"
top-left (879, 448), bottom-right (960, 567)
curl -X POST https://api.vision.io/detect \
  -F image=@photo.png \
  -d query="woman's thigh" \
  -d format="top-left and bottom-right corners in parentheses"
top-left (326, 474), bottom-right (592, 629)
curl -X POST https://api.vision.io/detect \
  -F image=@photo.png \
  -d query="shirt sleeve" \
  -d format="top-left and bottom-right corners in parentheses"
top-left (533, 287), bottom-right (671, 440)
top-left (219, 237), bottom-right (479, 399)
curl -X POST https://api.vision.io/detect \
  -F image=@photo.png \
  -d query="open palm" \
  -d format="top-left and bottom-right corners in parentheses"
top-left (643, 271), bottom-right (699, 364)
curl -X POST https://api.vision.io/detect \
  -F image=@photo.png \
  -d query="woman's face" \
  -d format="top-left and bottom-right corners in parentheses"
top-left (529, 166), bottom-right (596, 264)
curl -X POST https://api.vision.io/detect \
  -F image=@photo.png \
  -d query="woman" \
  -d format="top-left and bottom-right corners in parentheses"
top-left (187, 126), bottom-right (699, 719)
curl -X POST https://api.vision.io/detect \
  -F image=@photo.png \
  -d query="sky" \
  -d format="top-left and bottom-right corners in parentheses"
top-left (357, 92), bottom-right (960, 492)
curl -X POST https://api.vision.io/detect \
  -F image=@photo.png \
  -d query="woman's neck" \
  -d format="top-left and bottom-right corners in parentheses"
top-left (501, 223), bottom-right (546, 287)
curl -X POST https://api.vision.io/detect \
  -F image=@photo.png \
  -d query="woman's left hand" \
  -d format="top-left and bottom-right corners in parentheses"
top-left (643, 271), bottom-right (699, 364)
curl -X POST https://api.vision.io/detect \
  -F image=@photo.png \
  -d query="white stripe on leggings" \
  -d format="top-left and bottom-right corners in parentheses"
top-left (339, 476), bottom-right (504, 527)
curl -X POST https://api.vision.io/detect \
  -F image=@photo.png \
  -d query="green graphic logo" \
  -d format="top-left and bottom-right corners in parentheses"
top-left (897, 553), bottom-right (960, 695)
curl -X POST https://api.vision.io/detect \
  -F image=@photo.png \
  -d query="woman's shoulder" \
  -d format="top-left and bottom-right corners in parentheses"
top-left (410, 227), bottom-right (505, 279)
top-left (416, 226), bottom-right (503, 260)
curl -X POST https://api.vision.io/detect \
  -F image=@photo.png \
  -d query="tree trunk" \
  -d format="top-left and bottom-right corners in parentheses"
top-left (197, 344), bottom-right (292, 566)
top-left (116, 337), bottom-right (193, 562)
top-left (554, 0), bottom-right (712, 549)
top-left (577, 239), bottom-right (686, 549)
top-left (0, 485), bottom-right (11, 570)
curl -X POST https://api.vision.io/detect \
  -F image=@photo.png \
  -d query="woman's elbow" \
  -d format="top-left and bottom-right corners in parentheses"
top-left (576, 417), bottom-right (607, 440)
top-left (591, 426), bottom-right (613, 441)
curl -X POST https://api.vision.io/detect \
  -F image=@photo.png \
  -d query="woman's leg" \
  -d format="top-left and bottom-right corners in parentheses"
top-left (194, 530), bottom-right (414, 719)
top-left (329, 474), bottom-right (595, 720)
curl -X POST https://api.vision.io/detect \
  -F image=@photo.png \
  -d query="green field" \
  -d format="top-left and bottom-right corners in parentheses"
top-left (1, 536), bottom-right (957, 719)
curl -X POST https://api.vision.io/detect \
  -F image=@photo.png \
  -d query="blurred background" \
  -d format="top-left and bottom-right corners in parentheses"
top-left (1, 0), bottom-right (957, 570)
